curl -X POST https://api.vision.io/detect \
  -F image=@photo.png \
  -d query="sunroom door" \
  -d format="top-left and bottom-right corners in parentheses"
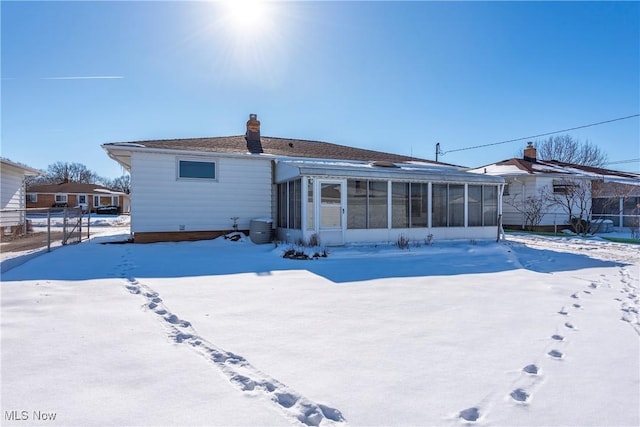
top-left (319, 180), bottom-right (345, 245)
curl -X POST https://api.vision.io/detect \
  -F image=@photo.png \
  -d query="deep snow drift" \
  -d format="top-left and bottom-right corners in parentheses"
top-left (1, 230), bottom-right (638, 426)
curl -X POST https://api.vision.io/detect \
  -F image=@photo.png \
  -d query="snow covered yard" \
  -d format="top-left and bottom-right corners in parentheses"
top-left (1, 231), bottom-right (638, 426)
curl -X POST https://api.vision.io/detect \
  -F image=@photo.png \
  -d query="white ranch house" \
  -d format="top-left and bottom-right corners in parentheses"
top-left (103, 114), bottom-right (504, 244)
top-left (468, 143), bottom-right (640, 232)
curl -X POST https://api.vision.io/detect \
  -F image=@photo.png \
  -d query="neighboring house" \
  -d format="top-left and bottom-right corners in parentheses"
top-left (102, 114), bottom-right (505, 244)
top-left (1, 158), bottom-right (42, 235)
top-left (26, 182), bottom-right (128, 214)
top-left (591, 179), bottom-right (640, 230)
top-left (468, 143), bottom-right (640, 232)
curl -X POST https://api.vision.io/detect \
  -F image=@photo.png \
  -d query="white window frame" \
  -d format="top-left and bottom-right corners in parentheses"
top-left (26, 193), bottom-right (37, 203)
top-left (55, 194), bottom-right (68, 203)
top-left (93, 195), bottom-right (119, 207)
top-left (176, 158), bottom-right (218, 181)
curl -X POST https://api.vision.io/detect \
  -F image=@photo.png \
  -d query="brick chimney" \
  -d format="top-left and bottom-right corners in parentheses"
top-left (523, 142), bottom-right (537, 162)
top-left (245, 113), bottom-right (263, 153)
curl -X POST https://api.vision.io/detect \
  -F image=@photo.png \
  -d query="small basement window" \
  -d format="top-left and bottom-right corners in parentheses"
top-left (178, 160), bottom-right (216, 180)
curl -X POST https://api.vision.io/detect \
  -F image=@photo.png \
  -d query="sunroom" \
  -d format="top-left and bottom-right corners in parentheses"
top-left (274, 159), bottom-right (505, 246)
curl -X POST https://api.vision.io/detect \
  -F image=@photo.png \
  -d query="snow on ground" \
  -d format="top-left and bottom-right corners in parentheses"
top-left (1, 228), bottom-right (638, 426)
top-left (26, 213), bottom-right (131, 229)
top-left (0, 215), bottom-right (131, 264)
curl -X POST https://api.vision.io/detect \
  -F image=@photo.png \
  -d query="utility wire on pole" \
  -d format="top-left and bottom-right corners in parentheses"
top-left (438, 114), bottom-right (639, 156)
top-left (605, 158), bottom-right (640, 166)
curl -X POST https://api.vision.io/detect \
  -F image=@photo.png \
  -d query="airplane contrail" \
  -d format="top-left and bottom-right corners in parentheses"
top-left (42, 76), bottom-right (124, 80)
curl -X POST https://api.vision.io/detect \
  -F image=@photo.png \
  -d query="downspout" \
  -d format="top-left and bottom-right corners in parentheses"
top-left (497, 182), bottom-right (505, 242)
top-left (619, 197), bottom-right (624, 232)
top-left (522, 181), bottom-right (526, 229)
top-left (464, 184), bottom-right (469, 228)
top-left (21, 177), bottom-right (27, 235)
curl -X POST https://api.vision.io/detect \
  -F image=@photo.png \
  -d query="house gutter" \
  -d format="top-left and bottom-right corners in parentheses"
top-left (101, 143), bottom-right (277, 171)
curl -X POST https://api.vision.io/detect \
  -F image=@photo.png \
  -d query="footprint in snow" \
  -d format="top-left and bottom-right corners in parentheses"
top-left (621, 315), bottom-right (632, 323)
top-left (459, 407), bottom-right (480, 422)
top-left (174, 333), bottom-right (193, 343)
top-left (573, 303), bottom-right (582, 309)
top-left (583, 290), bottom-right (592, 295)
top-left (564, 322), bottom-right (575, 329)
top-left (551, 334), bottom-right (565, 341)
top-left (589, 283), bottom-right (599, 289)
top-left (210, 350), bottom-right (246, 364)
top-left (548, 350), bottom-right (564, 359)
top-left (276, 392), bottom-right (298, 408)
top-left (318, 404), bottom-right (345, 423)
top-left (558, 307), bottom-right (569, 315)
top-left (570, 293), bottom-right (580, 299)
top-left (510, 388), bottom-right (530, 403)
top-left (231, 374), bottom-right (257, 391)
top-left (123, 278), bottom-right (346, 425)
top-left (522, 364), bottom-right (539, 375)
top-left (164, 314), bottom-right (191, 328)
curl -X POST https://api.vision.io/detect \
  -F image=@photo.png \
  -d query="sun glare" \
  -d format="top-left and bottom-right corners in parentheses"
top-left (223, 0), bottom-right (271, 34)
top-left (212, 0), bottom-right (290, 88)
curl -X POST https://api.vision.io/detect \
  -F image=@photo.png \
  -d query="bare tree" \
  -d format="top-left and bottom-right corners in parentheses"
top-left (534, 135), bottom-right (608, 167)
top-left (543, 178), bottom-right (592, 235)
top-left (30, 161), bottom-right (101, 184)
top-left (504, 187), bottom-right (553, 231)
top-left (103, 175), bottom-right (130, 193)
top-left (50, 162), bottom-right (100, 183)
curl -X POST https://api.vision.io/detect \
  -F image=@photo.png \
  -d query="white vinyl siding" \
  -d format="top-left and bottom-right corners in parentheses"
top-left (131, 152), bottom-right (272, 233)
top-left (502, 176), bottom-right (581, 227)
top-left (0, 164), bottom-right (27, 227)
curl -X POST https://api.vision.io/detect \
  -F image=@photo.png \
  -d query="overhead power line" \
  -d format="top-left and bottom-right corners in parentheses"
top-left (605, 158), bottom-right (640, 166)
top-left (442, 114), bottom-right (640, 155)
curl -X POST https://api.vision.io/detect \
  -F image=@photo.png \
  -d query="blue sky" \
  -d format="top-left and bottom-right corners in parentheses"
top-left (2, 1), bottom-right (639, 179)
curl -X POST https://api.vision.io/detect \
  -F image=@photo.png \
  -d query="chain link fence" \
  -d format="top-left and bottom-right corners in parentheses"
top-left (1, 207), bottom-right (92, 254)
top-left (504, 209), bottom-right (640, 238)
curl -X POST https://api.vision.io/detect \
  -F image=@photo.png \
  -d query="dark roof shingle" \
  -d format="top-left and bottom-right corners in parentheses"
top-left (27, 182), bottom-right (119, 193)
top-left (108, 135), bottom-right (440, 165)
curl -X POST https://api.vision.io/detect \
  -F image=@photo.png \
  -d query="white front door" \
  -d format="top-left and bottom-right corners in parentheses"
top-left (318, 180), bottom-right (345, 245)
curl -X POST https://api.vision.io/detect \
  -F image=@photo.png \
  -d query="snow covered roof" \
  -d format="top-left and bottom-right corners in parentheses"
top-left (27, 182), bottom-right (125, 195)
top-left (275, 159), bottom-right (504, 184)
top-left (468, 158), bottom-right (640, 185)
top-left (1, 158), bottom-right (42, 175)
